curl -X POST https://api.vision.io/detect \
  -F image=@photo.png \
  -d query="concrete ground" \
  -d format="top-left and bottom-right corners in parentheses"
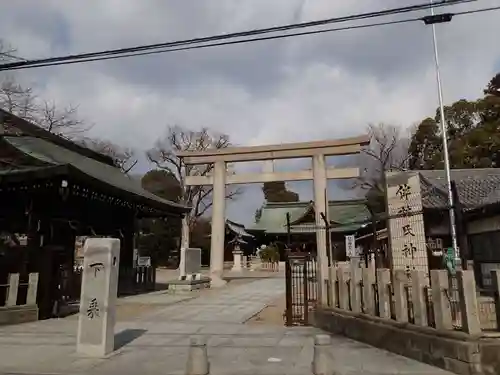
top-left (0, 274), bottom-right (453, 375)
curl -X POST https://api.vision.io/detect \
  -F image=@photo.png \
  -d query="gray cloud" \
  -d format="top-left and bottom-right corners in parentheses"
top-left (1, 0), bottom-right (499, 224)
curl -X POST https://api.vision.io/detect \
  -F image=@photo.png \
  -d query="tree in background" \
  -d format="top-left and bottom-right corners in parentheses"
top-left (0, 40), bottom-right (137, 174)
top-left (344, 123), bottom-right (412, 213)
top-left (147, 125), bottom-right (242, 230)
top-left (408, 72), bottom-right (500, 170)
top-left (262, 181), bottom-right (300, 203)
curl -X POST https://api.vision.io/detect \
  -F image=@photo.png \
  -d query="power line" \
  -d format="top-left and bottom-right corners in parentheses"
top-left (2, 4), bottom-right (497, 72)
top-left (0, 0), bottom-right (477, 72)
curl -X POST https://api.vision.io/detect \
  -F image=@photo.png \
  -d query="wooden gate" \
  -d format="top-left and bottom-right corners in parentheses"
top-left (285, 252), bottom-right (318, 326)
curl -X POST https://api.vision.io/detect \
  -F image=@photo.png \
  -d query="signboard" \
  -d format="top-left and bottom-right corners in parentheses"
top-left (345, 235), bottom-right (355, 258)
top-left (137, 256), bottom-right (151, 267)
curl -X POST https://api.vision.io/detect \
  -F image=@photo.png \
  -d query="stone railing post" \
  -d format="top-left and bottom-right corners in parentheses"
top-left (6, 273), bottom-right (20, 306)
top-left (337, 267), bottom-right (350, 310)
top-left (311, 334), bottom-right (338, 375)
top-left (362, 268), bottom-right (375, 315)
top-left (411, 270), bottom-right (428, 326)
top-left (328, 267), bottom-right (338, 308)
top-left (430, 270), bottom-right (453, 330)
top-left (393, 270), bottom-right (408, 323)
top-left (350, 266), bottom-right (362, 313)
top-left (186, 337), bottom-right (210, 375)
top-left (376, 269), bottom-right (391, 319)
top-left (26, 272), bottom-right (39, 305)
top-left (457, 270), bottom-right (481, 334)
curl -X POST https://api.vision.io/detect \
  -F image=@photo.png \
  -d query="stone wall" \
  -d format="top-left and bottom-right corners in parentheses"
top-left (313, 265), bottom-right (500, 374)
top-left (0, 305), bottom-right (39, 325)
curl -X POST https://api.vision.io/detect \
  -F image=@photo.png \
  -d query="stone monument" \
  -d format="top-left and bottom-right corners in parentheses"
top-left (76, 238), bottom-right (120, 357)
top-left (168, 248), bottom-right (210, 292)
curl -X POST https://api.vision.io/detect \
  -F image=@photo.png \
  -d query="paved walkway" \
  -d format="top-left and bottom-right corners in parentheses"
top-left (0, 278), bottom-right (453, 375)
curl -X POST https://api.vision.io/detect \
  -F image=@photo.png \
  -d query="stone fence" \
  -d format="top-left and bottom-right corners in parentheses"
top-left (0, 272), bottom-right (39, 325)
top-left (312, 266), bottom-right (500, 375)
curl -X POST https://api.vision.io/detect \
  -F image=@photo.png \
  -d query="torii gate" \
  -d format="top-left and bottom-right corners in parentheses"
top-left (177, 134), bottom-right (369, 303)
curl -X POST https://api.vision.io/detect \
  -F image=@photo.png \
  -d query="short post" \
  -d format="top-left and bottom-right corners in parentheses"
top-left (457, 270), bottom-right (481, 334)
top-left (77, 238), bottom-right (120, 357)
top-left (411, 270), bottom-right (428, 326)
top-left (350, 267), bottom-right (362, 313)
top-left (362, 268), bottom-right (375, 315)
top-left (430, 270), bottom-right (453, 330)
top-left (185, 337), bottom-right (209, 375)
top-left (26, 272), bottom-right (39, 305)
top-left (492, 270), bottom-right (500, 331)
top-left (312, 334), bottom-right (337, 375)
top-left (377, 269), bottom-right (391, 319)
top-left (6, 273), bottom-right (20, 306)
top-left (393, 270), bottom-right (408, 323)
top-left (328, 267), bottom-right (338, 308)
top-left (231, 249), bottom-right (243, 272)
top-left (337, 268), bottom-right (349, 310)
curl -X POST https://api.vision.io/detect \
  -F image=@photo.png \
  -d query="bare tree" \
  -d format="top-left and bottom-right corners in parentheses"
top-left (357, 123), bottom-right (413, 193)
top-left (79, 137), bottom-right (138, 174)
top-left (0, 76), bottom-right (38, 121)
top-left (147, 125), bottom-right (242, 228)
top-left (36, 100), bottom-right (92, 137)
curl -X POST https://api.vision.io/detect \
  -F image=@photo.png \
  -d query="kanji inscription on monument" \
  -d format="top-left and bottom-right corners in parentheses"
top-left (77, 238), bottom-right (120, 357)
top-left (386, 172), bottom-right (428, 273)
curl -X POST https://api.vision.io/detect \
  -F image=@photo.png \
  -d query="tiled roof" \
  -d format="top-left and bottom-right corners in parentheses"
top-left (251, 199), bottom-right (370, 234)
top-left (419, 169), bottom-right (500, 211)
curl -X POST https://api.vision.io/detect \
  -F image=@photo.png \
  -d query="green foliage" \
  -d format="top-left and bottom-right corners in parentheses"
top-left (409, 73), bottom-right (500, 170)
top-left (141, 169), bottom-right (182, 202)
top-left (262, 181), bottom-right (299, 202)
top-left (259, 244), bottom-right (280, 263)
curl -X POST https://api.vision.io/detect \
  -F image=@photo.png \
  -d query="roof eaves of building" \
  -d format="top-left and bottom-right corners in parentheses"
top-left (1, 135), bottom-right (190, 215)
top-left (0, 109), bottom-right (116, 167)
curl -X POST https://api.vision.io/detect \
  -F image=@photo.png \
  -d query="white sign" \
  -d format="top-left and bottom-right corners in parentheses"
top-left (137, 256), bottom-right (151, 267)
top-left (345, 235), bottom-right (355, 258)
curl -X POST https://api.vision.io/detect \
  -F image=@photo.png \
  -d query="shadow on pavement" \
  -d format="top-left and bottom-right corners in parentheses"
top-left (114, 328), bottom-right (147, 350)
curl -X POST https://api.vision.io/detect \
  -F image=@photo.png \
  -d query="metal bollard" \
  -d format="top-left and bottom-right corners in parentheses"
top-left (185, 337), bottom-right (210, 375)
top-left (312, 334), bottom-right (337, 375)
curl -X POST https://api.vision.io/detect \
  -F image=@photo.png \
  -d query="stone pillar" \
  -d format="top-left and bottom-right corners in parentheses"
top-left (77, 238), bottom-right (120, 357)
top-left (362, 268), bottom-right (375, 315)
top-left (26, 272), bottom-right (39, 305)
top-left (329, 267), bottom-right (338, 308)
top-left (430, 270), bottom-right (453, 330)
top-left (337, 267), bottom-right (350, 310)
top-left (311, 334), bottom-right (337, 375)
top-left (393, 270), bottom-right (408, 323)
top-left (231, 248), bottom-right (243, 272)
top-left (209, 161), bottom-right (227, 288)
top-left (6, 273), bottom-right (19, 306)
top-left (313, 153), bottom-right (328, 305)
top-left (457, 270), bottom-right (481, 335)
top-left (350, 266), bottom-right (362, 313)
top-left (411, 270), bottom-right (428, 327)
top-left (377, 269), bottom-right (391, 319)
top-left (492, 270), bottom-right (500, 331)
top-left (185, 337), bottom-right (209, 375)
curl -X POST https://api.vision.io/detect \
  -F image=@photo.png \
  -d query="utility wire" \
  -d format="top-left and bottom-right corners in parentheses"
top-left (0, 0), bottom-right (477, 72)
top-left (1, 5), bottom-right (497, 72)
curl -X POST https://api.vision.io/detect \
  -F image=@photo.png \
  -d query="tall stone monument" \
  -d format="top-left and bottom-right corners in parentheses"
top-left (385, 171), bottom-right (428, 273)
top-left (77, 238), bottom-right (120, 357)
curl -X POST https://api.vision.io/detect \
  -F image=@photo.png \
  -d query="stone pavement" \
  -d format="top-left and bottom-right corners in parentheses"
top-left (0, 277), bottom-right (453, 375)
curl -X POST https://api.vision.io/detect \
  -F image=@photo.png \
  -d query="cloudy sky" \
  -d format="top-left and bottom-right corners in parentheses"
top-left (1, 0), bottom-right (499, 225)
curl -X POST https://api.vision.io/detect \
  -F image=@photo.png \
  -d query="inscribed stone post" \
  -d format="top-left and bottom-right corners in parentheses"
top-left (6, 273), bottom-right (19, 307)
top-left (393, 270), bottom-right (408, 322)
top-left (385, 172), bottom-right (428, 273)
top-left (180, 248), bottom-right (202, 278)
top-left (362, 268), bottom-right (375, 315)
top-left (411, 270), bottom-right (428, 326)
top-left (77, 238), bottom-right (120, 357)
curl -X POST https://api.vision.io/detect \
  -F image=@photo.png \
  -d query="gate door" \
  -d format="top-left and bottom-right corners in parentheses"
top-left (285, 252), bottom-right (318, 326)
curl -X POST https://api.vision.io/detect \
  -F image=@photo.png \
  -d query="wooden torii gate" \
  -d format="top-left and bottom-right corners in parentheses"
top-left (177, 134), bottom-right (369, 302)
